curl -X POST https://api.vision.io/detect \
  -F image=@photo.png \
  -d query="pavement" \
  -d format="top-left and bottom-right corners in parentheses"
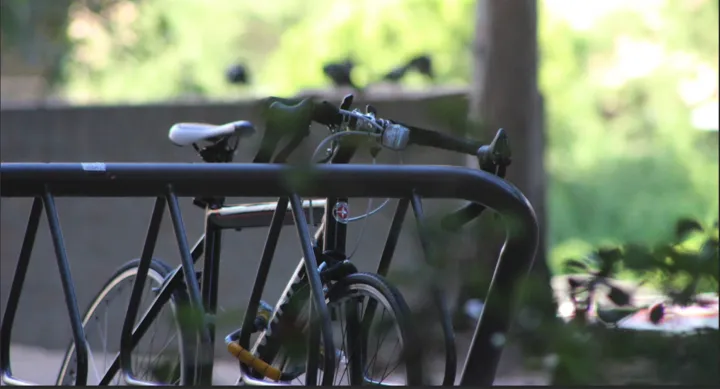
top-left (2, 343), bottom-right (550, 386)
top-left (6, 278), bottom-right (717, 386)
top-left (2, 344), bottom-right (240, 386)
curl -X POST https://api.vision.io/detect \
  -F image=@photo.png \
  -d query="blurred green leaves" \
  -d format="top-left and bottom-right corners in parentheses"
top-left (4, 1), bottom-right (716, 275)
top-left (563, 218), bottom-right (718, 308)
top-left (541, 219), bottom-right (718, 385)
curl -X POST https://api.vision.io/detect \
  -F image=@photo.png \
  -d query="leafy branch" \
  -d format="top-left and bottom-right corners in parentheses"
top-left (563, 218), bottom-right (718, 326)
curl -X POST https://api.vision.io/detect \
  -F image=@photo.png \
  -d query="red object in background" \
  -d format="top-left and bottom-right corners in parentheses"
top-left (558, 295), bottom-right (719, 332)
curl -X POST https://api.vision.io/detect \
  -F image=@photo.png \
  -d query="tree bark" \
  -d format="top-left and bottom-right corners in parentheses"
top-left (464, 0), bottom-right (557, 374)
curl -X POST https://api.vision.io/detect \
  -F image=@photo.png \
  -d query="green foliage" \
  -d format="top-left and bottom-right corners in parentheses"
top-left (540, 0), bottom-right (719, 274)
top-left (32, 0), bottom-right (715, 270)
top-left (58, 0), bottom-right (253, 101)
top-left (0, 0), bottom-right (74, 84)
top-left (563, 218), bottom-right (718, 313)
top-left (53, 0), bottom-right (475, 100)
top-left (3, 1), bottom-right (717, 384)
top-left (257, 0), bottom-right (474, 94)
top-left (533, 217), bottom-right (718, 385)
top-left (549, 324), bottom-right (719, 385)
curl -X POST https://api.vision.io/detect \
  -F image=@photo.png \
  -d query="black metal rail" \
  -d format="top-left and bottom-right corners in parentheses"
top-left (0, 162), bottom-right (539, 386)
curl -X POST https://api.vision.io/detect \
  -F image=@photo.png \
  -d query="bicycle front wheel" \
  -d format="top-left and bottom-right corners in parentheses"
top-left (254, 272), bottom-right (424, 386)
top-left (56, 259), bottom-right (191, 385)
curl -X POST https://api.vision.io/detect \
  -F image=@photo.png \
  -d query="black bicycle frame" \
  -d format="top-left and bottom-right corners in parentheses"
top-left (119, 136), bottom-right (361, 386)
top-left (321, 141), bottom-right (357, 256)
top-left (235, 139), bottom-right (361, 384)
top-left (0, 162), bottom-right (539, 387)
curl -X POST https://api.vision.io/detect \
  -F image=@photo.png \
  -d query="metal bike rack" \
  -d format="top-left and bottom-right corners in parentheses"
top-left (0, 162), bottom-right (539, 386)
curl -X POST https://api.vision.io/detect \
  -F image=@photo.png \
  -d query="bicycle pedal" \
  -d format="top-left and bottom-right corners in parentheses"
top-left (253, 300), bottom-right (275, 331)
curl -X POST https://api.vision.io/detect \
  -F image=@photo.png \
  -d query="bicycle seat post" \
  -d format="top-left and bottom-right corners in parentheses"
top-left (191, 136), bottom-right (238, 210)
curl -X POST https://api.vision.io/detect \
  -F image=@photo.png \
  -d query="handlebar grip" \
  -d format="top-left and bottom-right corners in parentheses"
top-left (262, 97), bottom-right (343, 127)
top-left (312, 101), bottom-right (344, 127)
top-left (254, 98), bottom-right (315, 163)
top-left (404, 124), bottom-right (483, 155)
top-left (265, 98), bottom-right (315, 136)
top-left (261, 96), bottom-right (303, 107)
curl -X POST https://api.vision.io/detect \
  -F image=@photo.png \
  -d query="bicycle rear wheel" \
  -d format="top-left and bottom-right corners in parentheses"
top-left (56, 259), bottom-right (191, 385)
top-left (252, 272), bottom-right (424, 386)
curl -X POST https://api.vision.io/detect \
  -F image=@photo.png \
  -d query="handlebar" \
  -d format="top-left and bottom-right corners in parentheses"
top-left (261, 96), bottom-right (512, 169)
top-left (259, 96), bottom-right (513, 233)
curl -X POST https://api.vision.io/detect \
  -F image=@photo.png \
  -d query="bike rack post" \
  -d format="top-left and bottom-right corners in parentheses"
top-left (97, 236), bottom-right (207, 385)
top-left (238, 197), bottom-right (289, 350)
top-left (288, 193), bottom-right (337, 386)
top-left (0, 198), bottom-right (44, 386)
top-left (166, 187), bottom-right (214, 385)
top-left (0, 162), bottom-right (538, 387)
top-left (0, 191), bottom-right (90, 386)
top-left (120, 197), bottom-right (168, 386)
top-left (375, 198), bottom-right (409, 277)
top-left (410, 193), bottom-right (458, 386)
top-left (42, 190), bottom-right (90, 386)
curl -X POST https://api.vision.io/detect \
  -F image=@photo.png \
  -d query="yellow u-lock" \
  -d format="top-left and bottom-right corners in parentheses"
top-left (227, 342), bottom-right (282, 382)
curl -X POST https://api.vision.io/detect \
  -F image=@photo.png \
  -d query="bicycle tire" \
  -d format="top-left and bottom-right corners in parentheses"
top-left (55, 258), bottom-right (192, 385)
top-left (252, 272), bottom-right (424, 385)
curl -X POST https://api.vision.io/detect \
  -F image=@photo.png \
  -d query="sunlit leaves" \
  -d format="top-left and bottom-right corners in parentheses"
top-left (562, 259), bottom-right (590, 274)
top-left (563, 218), bottom-right (719, 317)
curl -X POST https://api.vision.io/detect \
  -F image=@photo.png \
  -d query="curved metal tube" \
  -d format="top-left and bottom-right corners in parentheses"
top-left (0, 162), bottom-right (539, 386)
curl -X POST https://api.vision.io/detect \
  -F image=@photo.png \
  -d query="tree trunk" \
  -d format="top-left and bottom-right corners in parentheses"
top-left (464, 0), bottom-right (557, 377)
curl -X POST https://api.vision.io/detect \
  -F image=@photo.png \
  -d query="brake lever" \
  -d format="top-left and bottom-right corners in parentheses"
top-left (477, 128), bottom-right (511, 171)
top-left (442, 131), bottom-right (510, 231)
top-left (340, 94), bottom-right (354, 110)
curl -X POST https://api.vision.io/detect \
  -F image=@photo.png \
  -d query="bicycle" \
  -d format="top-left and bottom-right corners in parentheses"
top-left (54, 94), bottom-right (512, 386)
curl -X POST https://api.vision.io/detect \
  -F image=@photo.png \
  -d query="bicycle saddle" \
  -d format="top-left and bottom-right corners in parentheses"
top-left (168, 120), bottom-right (256, 147)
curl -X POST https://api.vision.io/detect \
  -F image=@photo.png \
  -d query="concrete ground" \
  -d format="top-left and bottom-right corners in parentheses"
top-left (2, 344), bottom-right (244, 386)
top-left (7, 277), bottom-right (717, 386)
top-left (3, 341), bottom-right (550, 386)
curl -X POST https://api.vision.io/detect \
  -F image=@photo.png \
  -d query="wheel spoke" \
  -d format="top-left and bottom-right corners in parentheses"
top-left (58, 262), bottom-right (185, 386)
top-left (264, 275), bottom-right (418, 386)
